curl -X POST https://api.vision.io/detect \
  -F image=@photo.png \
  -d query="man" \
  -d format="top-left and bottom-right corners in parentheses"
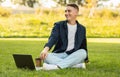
top-left (40, 3), bottom-right (89, 70)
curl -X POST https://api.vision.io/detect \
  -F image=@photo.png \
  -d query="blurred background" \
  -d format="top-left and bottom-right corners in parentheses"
top-left (0, 0), bottom-right (120, 38)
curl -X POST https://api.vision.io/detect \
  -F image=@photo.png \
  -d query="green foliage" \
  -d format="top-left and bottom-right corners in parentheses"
top-left (95, 8), bottom-right (120, 18)
top-left (26, 18), bottom-right (40, 26)
top-left (78, 17), bottom-right (120, 38)
top-left (0, 39), bottom-right (120, 77)
top-left (0, 7), bottom-right (11, 17)
top-left (0, 8), bottom-right (120, 38)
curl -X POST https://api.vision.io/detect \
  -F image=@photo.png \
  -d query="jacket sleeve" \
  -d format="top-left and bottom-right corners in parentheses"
top-left (44, 23), bottom-right (60, 50)
top-left (81, 38), bottom-right (87, 51)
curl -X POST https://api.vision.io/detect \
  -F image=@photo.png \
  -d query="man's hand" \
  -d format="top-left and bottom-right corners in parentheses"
top-left (40, 47), bottom-right (49, 60)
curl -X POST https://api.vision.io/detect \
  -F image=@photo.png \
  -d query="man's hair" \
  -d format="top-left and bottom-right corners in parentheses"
top-left (66, 3), bottom-right (79, 11)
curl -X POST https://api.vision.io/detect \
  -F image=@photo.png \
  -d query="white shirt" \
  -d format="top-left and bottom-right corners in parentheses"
top-left (66, 23), bottom-right (77, 51)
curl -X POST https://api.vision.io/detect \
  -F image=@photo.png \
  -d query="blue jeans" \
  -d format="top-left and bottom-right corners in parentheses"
top-left (44, 49), bottom-right (87, 69)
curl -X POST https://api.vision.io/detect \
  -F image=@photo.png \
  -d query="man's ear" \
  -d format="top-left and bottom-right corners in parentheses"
top-left (75, 12), bottom-right (79, 16)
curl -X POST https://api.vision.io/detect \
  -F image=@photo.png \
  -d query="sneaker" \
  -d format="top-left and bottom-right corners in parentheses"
top-left (72, 63), bottom-right (86, 69)
top-left (43, 63), bottom-right (59, 70)
top-left (35, 67), bottom-right (43, 71)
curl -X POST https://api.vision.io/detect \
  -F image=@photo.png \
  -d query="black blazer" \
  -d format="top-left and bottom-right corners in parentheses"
top-left (45, 20), bottom-right (89, 62)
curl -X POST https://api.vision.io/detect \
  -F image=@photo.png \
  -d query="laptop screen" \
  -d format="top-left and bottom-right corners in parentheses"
top-left (13, 54), bottom-right (35, 70)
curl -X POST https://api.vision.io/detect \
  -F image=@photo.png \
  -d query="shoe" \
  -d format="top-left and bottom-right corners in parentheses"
top-left (35, 67), bottom-right (43, 71)
top-left (72, 63), bottom-right (86, 69)
top-left (43, 63), bottom-right (59, 70)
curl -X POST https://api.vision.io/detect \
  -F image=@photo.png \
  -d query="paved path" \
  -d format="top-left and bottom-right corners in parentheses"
top-left (0, 38), bottom-right (120, 43)
top-left (87, 38), bottom-right (120, 43)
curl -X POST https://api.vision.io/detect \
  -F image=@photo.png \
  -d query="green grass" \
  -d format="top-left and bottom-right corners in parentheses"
top-left (0, 39), bottom-right (120, 77)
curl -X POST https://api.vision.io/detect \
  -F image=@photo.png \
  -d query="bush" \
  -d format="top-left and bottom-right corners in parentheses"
top-left (26, 18), bottom-right (41, 26)
top-left (95, 8), bottom-right (120, 18)
top-left (0, 7), bottom-right (120, 38)
top-left (0, 7), bottom-right (11, 17)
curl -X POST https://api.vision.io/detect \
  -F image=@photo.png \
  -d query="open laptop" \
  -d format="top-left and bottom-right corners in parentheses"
top-left (13, 54), bottom-right (42, 70)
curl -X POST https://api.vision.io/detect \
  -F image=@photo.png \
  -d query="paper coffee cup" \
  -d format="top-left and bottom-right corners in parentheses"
top-left (35, 58), bottom-right (43, 67)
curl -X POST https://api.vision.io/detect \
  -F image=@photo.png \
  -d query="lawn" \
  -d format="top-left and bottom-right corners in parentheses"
top-left (0, 38), bottom-right (120, 77)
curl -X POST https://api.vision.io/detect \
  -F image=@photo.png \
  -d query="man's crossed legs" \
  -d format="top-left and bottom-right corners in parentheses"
top-left (43, 49), bottom-right (87, 70)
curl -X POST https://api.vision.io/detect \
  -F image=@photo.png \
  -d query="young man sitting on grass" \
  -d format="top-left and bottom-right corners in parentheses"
top-left (39, 3), bottom-right (89, 70)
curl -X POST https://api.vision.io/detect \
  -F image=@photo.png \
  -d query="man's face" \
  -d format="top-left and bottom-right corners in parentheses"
top-left (65, 6), bottom-right (78, 21)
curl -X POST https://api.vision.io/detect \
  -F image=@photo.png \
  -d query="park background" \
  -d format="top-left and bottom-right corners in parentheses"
top-left (0, 0), bottom-right (120, 77)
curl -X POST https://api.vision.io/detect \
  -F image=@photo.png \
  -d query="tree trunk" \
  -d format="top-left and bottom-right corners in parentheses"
top-left (87, 0), bottom-right (97, 18)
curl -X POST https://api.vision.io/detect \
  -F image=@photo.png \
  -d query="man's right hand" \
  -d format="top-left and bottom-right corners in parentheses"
top-left (40, 47), bottom-right (49, 60)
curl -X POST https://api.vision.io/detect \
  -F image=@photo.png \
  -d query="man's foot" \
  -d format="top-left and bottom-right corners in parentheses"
top-left (35, 67), bottom-right (43, 71)
top-left (43, 63), bottom-right (59, 70)
top-left (72, 63), bottom-right (86, 69)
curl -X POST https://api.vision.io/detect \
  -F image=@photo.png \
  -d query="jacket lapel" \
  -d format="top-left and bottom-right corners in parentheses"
top-left (74, 22), bottom-right (83, 50)
top-left (63, 21), bottom-right (68, 38)
top-left (62, 21), bottom-right (68, 50)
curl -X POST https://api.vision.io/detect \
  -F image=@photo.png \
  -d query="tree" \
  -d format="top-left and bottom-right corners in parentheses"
top-left (85, 0), bottom-right (98, 18)
top-left (57, 0), bottom-right (85, 6)
top-left (13, 0), bottom-right (37, 7)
